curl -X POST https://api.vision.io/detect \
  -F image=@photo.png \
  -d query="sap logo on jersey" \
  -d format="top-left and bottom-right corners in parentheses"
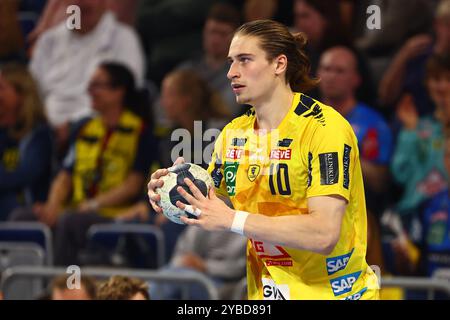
top-left (326, 248), bottom-right (354, 275)
top-left (330, 271), bottom-right (362, 296)
top-left (262, 278), bottom-right (290, 300)
top-left (341, 287), bottom-right (367, 300)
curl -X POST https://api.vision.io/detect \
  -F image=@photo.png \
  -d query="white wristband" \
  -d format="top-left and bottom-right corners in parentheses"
top-left (230, 211), bottom-right (249, 235)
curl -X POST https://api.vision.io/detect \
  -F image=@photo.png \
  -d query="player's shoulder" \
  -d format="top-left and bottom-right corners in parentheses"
top-left (294, 93), bottom-right (352, 132)
top-left (221, 107), bottom-right (256, 132)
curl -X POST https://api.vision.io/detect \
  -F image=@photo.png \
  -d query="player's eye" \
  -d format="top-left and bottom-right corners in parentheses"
top-left (240, 57), bottom-right (251, 63)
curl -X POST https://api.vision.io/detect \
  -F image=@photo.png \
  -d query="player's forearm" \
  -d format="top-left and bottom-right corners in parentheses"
top-left (242, 212), bottom-right (340, 255)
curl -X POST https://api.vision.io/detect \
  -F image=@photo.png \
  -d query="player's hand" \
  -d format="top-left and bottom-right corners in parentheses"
top-left (176, 177), bottom-right (235, 231)
top-left (147, 157), bottom-right (185, 214)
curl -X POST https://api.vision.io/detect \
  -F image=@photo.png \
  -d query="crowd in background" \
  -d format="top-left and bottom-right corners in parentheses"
top-left (1, 0), bottom-right (450, 299)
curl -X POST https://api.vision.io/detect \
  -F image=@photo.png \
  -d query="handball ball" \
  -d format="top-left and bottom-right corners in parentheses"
top-left (156, 163), bottom-right (214, 224)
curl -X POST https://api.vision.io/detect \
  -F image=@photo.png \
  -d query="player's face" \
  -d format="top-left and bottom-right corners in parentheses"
top-left (227, 35), bottom-right (278, 106)
top-left (203, 19), bottom-right (235, 60)
top-left (317, 49), bottom-right (360, 101)
top-left (0, 76), bottom-right (21, 128)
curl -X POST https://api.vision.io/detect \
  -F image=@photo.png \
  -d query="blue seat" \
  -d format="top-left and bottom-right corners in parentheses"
top-left (0, 222), bottom-right (53, 265)
top-left (86, 223), bottom-right (165, 269)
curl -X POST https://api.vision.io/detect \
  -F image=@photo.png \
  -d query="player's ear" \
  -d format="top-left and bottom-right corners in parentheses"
top-left (274, 54), bottom-right (288, 76)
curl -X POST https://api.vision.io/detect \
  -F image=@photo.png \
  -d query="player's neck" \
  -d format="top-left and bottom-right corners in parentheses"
top-left (253, 85), bottom-right (294, 131)
top-left (324, 96), bottom-right (357, 117)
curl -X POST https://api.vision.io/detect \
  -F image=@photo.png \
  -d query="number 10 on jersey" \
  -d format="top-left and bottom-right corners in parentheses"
top-left (269, 163), bottom-right (291, 196)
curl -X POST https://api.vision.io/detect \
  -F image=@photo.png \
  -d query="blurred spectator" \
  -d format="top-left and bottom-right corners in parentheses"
top-left (390, 53), bottom-right (450, 236)
top-left (176, 2), bottom-right (242, 117)
top-left (97, 275), bottom-right (150, 300)
top-left (158, 70), bottom-right (229, 169)
top-left (30, 0), bottom-right (145, 151)
top-left (293, 0), bottom-right (350, 71)
top-left (0, 0), bottom-right (25, 64)
top-left (354, 0), bottom-right (434, 55)
top-left (50, 274), bottom-right (97, 300)
top-left (10, 63), bottom-right (157, 266)
top-left (417, 136), bottom-right (450, 277)
top-left (378, 0), bottom-right (450, 116)
top-left (150, 226), bottom-right (247, 300)
top-left (136, 0), bottom-right (216, 86)
top-left (0, 64), bottom-right (53, 220)
top-left (28, 0), bottom-right (140, 47)
top-left (318, 46), bottom-right (393, 215)
top-left (293, 0), bottom-right (376, 105)
top-left (242, 0), bottom-right (293, 25)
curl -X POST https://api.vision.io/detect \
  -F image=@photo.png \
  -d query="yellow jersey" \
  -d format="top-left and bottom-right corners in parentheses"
top-left (207, 92), bottom-right (379, 300)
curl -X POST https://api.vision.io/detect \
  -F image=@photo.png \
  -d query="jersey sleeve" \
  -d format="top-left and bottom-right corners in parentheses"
top-left (306, 116), bottom-right (359, 202)
top-left (207, 128), bottom-right (228, 198)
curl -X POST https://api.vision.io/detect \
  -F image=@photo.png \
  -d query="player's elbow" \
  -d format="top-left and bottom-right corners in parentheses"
top-left (316, 232), bottom-right (340, 256)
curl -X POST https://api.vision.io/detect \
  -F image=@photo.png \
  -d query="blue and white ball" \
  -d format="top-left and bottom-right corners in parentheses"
top-left (156, 163), bottom-right (213, 224)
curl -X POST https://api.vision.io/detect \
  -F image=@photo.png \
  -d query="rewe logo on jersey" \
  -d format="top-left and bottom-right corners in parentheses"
top-left (326, 248), bottom-right (354, 275)
top-left (330, 271), bottom-right (362, 296)
top-left (269, 149), bottom-right (292, 160)
top-left (262, 278), bottom-right (290, 300)
top-left (226, 148), bottom-right (243, 160)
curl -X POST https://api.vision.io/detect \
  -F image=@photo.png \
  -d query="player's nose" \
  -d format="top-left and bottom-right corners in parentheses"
top-left (227, 62), bottom-right (240, 80)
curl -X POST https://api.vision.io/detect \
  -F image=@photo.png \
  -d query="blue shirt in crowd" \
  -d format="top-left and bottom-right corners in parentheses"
top-left (0, 124), bottom-right (53, 220)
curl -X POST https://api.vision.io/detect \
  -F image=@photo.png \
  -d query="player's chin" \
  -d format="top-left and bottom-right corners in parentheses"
top-left (236, 95), bottom-right (250, 105)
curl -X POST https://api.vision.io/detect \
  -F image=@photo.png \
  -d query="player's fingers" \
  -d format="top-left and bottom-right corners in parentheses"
top-left (150, 169), bottom-right (169, 180)
top-left (147, 186), bottom-right (162, 201)
top-left (149, 199), bottom-right (163, 214)
top-left (182, 204), bottom-right (202, 217)
top-left (173, 157), bottom-right (186, 166)
top-left (176, 186), bottom-right (201, 207)
top-left (180, 215), bottom-right (201, 226)
top-left (147, 179), bottom-right (164, 197)
top-left (183, 178), bottom-right (206, 200)
top-left (176, 201), bottom-right (201, 217)
top-left (208, 187), bottom-right (216, 199)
